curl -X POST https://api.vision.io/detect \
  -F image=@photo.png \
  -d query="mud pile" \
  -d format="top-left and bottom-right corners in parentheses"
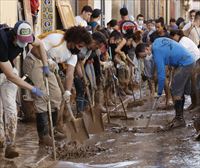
top-left (56, 141), bottom-right (107, 160)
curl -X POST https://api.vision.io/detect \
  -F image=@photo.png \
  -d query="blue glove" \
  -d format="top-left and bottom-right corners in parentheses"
top-left (42, 66), bottom-right (50, 77)
top-left (31, 87), bottom-right (43, 97)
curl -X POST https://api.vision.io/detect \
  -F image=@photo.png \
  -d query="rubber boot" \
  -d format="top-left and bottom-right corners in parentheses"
top-left (36, 112), bottom-right (53, 147)
top-left (52, 111), bottom-right (66, 140)
top-left (0, 141), bottom-right (4, 158)
top-left (95, 87), bottom-right (106, 113)
top-left (164, 100), bottom-right (186, 131)
top-left (194, 117), bottom-right (200, 140)
top-left (5, 145), bottom-right (19, 159)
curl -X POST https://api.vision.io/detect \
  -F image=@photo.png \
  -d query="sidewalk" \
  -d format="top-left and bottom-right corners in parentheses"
top-left (0, 123), bottom-right (52, 168)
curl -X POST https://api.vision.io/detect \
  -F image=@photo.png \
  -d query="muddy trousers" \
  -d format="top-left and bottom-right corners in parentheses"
top-left (36, 111), bottom-right (57, 140)
top-left (174, 99), bottom-right (184, 120)
top-left (0, 72), bottom-right (18, 147)
top-left (74, 76), bottom-right (87, 113)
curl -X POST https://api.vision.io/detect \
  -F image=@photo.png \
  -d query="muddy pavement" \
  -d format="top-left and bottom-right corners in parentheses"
top-left (50, 95), bottom-right (200, 168)
top-left (1, 95), bottom-right (200, 168)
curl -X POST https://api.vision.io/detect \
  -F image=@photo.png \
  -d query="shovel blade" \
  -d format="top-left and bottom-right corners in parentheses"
top-left (63, 118), bottom-right (89, 144)
top-left (82, 107), bottom-right (104, 134)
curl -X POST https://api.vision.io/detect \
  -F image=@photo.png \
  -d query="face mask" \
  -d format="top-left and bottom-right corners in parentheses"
top-left (109, 43), bottom-right (117, 50)
top-left (16, 40), bottom-right (28, 48)
top-left (69, 47), bottom-right (81, 55)
top-left (138, 20), bottom-right (144, 26)
top-left (97, 20), bottom-right (101, 25)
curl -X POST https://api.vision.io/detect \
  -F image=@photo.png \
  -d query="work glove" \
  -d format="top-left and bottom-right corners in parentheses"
top-left (63, 90), bottom-right (71, 103)
top-left (31, 87), bottom-right (49, 101)
top-left (48, 58), bottom-right (59, 72)
top-left (42, 66), bottom-right (50, 77)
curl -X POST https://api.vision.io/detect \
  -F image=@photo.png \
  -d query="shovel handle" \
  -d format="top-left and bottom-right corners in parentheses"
top-left (145, 97), bottom-right (159, 128)
top-left (45, 77), bottom-right (56, 160)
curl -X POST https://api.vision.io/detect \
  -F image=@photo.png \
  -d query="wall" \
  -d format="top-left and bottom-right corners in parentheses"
top-left (0, 0), bottom-right (18, 26)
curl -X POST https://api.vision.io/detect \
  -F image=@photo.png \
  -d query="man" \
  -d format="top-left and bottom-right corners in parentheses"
top-left (135, 37), bottom-right (195, 130)
top-left (118, 7), bottom-right (137, 35)
top-left (88, 9), bottom-right (102, 32)
top-left (182, 9), bottom-right (196, 33)
top-left (183, 10), bottom-right (200, 47)
top-left (0, 21), bottom-right (45, 158)
top-left (136, 14), bottom-right (145, 31)
top-left (23, 26), bottom-right (92, 146)
top-left (75, 5), bottom-right (93, 28)
top-left (170, 29), bottom-right (200, 111)
top-left (150, 17), bottom-right (169, 43)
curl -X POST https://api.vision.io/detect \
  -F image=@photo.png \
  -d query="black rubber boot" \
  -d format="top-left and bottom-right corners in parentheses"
top-left (164, 100), bottom-right (186, 131)
top-left (52, 111), bottom-right (58, 127)
top-left (52, 110), bottom-right (66, 140)
top-left (36, 113), bottom-right (53, 147)
top-left (5, 145), bottom-right (19, 159)
top-left (175, 100), bottom-right (184, 120)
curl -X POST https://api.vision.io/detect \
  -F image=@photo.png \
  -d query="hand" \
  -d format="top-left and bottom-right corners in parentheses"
top-left (63, 90), bottom-right (71, 103)
top-left (31, 87), bottom-right (49, 101)
top-left (48, 59), bottom-right (59, 72)
top-left (42, 66), bottom-right (50, 77)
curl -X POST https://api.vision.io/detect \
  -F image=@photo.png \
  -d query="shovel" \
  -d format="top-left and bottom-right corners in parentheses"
top-left (44, 77), bottom-right (56, 160)
top-left (113, 75), bottom-right (135, 120)
top-left (81, 64), bottom-right (104, 134)
top-left (145, 97), bottom-right (159, 128)
top-left (127, 80), bottom-right (144, 108)
top-left (54, 72), bottom-right (89, 143)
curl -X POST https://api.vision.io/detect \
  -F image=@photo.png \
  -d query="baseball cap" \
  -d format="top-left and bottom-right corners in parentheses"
top-left (14, 21), bottom-right (33, 43)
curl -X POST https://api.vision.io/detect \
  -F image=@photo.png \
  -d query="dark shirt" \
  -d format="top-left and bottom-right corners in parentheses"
top-left (149, 30), bottom-right (169, 43)
top-left (0, 29), bottom-right (23, 73)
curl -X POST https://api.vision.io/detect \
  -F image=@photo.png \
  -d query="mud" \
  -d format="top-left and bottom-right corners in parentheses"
top-left (56, 141), bottom-right (107, 160)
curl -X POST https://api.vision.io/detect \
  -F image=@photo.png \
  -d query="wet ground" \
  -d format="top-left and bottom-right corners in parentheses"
top-left (1, 94), bottom-right (200, 168)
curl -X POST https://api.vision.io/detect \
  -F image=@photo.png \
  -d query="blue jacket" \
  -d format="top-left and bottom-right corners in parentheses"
top-left (152, 37), bottom-right (195, 95)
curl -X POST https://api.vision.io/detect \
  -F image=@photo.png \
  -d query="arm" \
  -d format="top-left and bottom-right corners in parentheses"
top-left (0, 61), bottom-right (33, 90)
top-left (115, 38), bottom-right (126, 54)
top-left (65, 64), bottom-right (75, 91)
top-left (31, 37), bottom-right (48, 66)
top-left (183, 23), bottom-right (195, 37)
top-left (155, 57), bottom-right (165, 96)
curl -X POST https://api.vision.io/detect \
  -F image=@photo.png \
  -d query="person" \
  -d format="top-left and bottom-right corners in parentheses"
top-left (107, 19), bottom-right (119, 33)
top-left (135, 37), bottom-right (195, 130)
top-left (88, 9), bottom-right (102, 32)
top-left (75, 5), bottom-right (93, 28)
top-left (183, 10), bottom-right (200, 47)
top-left (118, 7), bottom-right (137, 35)
top-left (149, 17), bottom-right (169, 43)
top-left (0, 20), bottom-right (46, 158)
top-left (170, 29), bottom-right (200, 111)
top-left (182, 9), bottom-right (196, 32)
top-left (135, 14), bottom-right (145, 31)
top-left (23, 26), bottom-right (92, 146)
top-left (168, 18), bottom-right (178, 30)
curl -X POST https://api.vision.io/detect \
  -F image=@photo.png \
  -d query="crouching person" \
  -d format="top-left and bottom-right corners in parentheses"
top-left (135, 37), bottom-right (195, 130)
top-left (23, 26), bottom-right (92, 146)
top-left (0, 21), bottom-right (46, 158)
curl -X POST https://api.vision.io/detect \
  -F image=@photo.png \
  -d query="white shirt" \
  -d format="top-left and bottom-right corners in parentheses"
top-left (75, 16), bottom-right (88, 27)
top-left (182, 21), bottom-right (192, 31)
top-left (41, 33), bottom-right (77, 66)
top-left (179, 36), bottom-right (200, 61)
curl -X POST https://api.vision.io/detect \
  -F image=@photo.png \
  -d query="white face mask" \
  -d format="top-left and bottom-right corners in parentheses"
top-left (138, 20), bottom-right (144, 26)
top-left (16, 40), bottom-right (28, 48)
